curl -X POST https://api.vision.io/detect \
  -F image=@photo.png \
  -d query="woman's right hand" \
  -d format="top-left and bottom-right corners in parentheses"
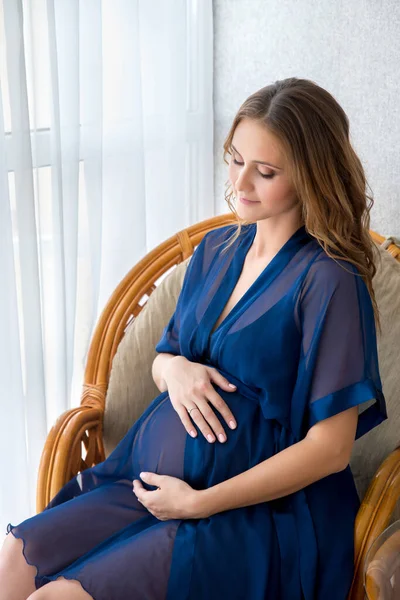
top-left (162, 356), bottom-right (238, 443)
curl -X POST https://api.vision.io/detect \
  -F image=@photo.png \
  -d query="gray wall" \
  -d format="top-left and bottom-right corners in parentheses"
top-left (213, 0), bottom-right (400, 238)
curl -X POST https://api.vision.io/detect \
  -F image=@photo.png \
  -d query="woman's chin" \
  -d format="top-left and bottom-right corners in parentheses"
top-left (236, 200), bottom-right (262, 217)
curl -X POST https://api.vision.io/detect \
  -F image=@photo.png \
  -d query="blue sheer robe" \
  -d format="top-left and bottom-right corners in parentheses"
top-left (6, 223), bottom-right (387, 600)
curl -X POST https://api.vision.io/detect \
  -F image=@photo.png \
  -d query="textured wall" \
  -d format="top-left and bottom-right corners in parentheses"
top-left (213, 0), bottom-right (400, 238)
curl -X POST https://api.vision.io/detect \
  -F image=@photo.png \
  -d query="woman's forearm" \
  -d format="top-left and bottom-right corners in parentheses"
top-left (193, 436), bottom-right (347, 518)
top-left (151, 353), bottom-right (186, 392)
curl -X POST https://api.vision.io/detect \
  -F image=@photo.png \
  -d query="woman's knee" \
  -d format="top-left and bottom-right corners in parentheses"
top-left (27, 578), bottom-right (93, 599)
top-left (0, 533), bottom-right (33, 572)
top-left (0, 533), bottom-right (37, 596)
top-left (1, 531), bottom-right (21, 560)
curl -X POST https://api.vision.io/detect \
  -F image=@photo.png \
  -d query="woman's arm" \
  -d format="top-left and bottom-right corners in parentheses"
top-left (152, 353), bottom-right (186, 392)
top-left (192, 405), bottom-right (359, 518)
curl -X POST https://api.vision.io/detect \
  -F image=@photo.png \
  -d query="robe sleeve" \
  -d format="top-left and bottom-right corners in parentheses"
top-left (298, 255), bottom-right (387, 440)
top-left (154, 230), bottom-right (211, 356)
top-left (154, 308), bottom-right (182, 356)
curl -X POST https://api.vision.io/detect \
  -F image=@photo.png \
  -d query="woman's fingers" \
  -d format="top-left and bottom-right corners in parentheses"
top-left (206, 366), bottom-right (237, 393)
top-left (174, 404), bottom-right (200, 438)
top-left (187, 389), bottom-right (236, 443)
top-left (168, 367), bottom-right (237, 443)
top-left (206, 386), bottom-right (237, 431)
top-left (187, 403), bottom-right (219, 443)
top-left (175, 396), bottom-right (225, 443)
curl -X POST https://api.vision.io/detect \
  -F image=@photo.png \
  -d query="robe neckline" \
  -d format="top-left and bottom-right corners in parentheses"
top-left (203, 222), bottom-right (311, 349)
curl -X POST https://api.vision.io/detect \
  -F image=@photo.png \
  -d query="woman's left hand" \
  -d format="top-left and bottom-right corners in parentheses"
top-left (133, 472), bottom-right (200, 521)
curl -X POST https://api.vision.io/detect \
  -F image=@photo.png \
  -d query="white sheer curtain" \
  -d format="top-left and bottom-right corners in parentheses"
top-left (0, 0), bottom-right (213, 535)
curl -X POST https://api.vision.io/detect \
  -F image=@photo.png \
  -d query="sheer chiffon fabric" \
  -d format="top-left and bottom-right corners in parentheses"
top-left (6, 223), bottom-right (387, 599)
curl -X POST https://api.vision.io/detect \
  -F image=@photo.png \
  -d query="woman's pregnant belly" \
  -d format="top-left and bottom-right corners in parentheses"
top-left (130, 387), bottom-right (276, 492)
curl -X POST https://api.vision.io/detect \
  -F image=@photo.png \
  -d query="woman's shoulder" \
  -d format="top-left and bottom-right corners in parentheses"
top-left (190, 223), bottom-right (246, 277)
top-left (204, 222), bottom-right (253, 249)
top-left (197, 223), bottom-right (243, 255)
top-left (301, 248), bottom-right (361, 300)
top-left (203, 222), bottom-right (245, 242)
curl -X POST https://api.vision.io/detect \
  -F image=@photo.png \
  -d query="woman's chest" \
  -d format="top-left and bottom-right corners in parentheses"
top-left (210, 293), bottom-right (302, 390)
top-left (210, 253), bottom-right (275, 335)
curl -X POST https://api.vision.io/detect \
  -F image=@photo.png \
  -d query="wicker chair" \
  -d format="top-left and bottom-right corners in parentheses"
top-left (36, 213), bottom-right (400, 600)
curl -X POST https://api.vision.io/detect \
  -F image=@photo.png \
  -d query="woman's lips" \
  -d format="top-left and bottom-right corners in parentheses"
top-left (240, 197), bottom-right (260, 205)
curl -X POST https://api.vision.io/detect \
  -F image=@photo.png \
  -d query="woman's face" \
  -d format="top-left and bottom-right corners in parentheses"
top-left (228, 118), bottom-right (301, 221)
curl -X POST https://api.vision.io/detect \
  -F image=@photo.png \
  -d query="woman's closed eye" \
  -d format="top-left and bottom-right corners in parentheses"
top-left (232, 158), bottom-right (275, 179)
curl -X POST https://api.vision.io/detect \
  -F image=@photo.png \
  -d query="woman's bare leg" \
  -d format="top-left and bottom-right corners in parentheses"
top-left (26, 577), bottom-right (93, 599)
top-left (0, 533), bottom-right (37, 600)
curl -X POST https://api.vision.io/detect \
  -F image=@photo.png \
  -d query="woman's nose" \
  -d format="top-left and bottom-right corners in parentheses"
top-left (235, 170), bottom-right (254, 193)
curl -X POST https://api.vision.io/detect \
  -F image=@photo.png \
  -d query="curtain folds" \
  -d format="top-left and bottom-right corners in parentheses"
top-left (0, 0), bottom-right (213, 534)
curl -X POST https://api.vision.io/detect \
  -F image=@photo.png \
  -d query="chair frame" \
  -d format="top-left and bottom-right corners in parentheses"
top-left (36, 213), bottom-right (400, 600)
top-left (364, 519), bottom-right (400, 597)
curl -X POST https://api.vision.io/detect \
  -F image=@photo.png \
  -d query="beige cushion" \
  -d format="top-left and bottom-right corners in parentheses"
top-left (104, 239), bottom-right (400, 510)
top-left (350, 243), bottom-right (400, 515)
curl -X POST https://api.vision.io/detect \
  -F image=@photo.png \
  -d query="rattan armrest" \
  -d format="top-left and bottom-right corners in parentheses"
top-left (349, 446), bottom-right (400, 599)
top-left (36, 404), bottom-right (105, 512)
top-left (364, 527), bottom-right (400, 600)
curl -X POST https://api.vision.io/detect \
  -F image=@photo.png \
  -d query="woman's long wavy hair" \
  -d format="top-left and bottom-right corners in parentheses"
top-left (220, 77), bottom-right (382, 333)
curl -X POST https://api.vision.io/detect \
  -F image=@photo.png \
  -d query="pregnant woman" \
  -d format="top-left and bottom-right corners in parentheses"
top-left (0, 77), bottom-right (387, 600)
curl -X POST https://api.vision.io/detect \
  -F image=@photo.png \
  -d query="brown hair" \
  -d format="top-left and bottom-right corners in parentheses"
top-left (220, 77), bottom-right (381, 333)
